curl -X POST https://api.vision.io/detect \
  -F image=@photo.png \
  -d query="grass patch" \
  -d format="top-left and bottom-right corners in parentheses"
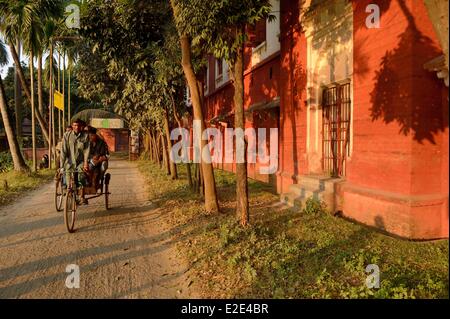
top-left (0, 169), bottom-right (55, 206)
top-left (138, 161), bottom-right (449, 299)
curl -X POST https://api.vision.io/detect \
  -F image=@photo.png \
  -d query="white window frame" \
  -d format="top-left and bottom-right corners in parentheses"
top-left (215, 58), bottom-right (229, 88)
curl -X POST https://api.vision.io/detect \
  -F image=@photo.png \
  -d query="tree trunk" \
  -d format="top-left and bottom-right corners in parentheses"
top-left (199, 162), bottom-right (205, 195)
top-left (152, 131), bottom-right (159, 165)
top-left (192, 162), bottom-right (200, 193)
top-left (48, 44), bottom-right (54, 169)
top-left (170, 92), bottom-right (193, 188)
top-left (157, 132), bottom-right (163, 168)
top-left (63, 51), bottom-right (66, 128)
top-left (58, 51), bottom-right (61, 140)
top-left (68, 67), bottom-right (71, 123)
top-left (37, 53), bottom-right (45, 122)
top-left (233, 37), bottom-right (249, 226)
top-left (14, 40), bottom-right (22, 142)
top-left (171, 0), bottom-right (219, 212)
top-left (38, 52), bottom-right (48, 151)
top-left (58, 106), bottom-right (61, 140)
top-left (161, 131), bottom-right (170, 175)
top-left (178, 35), bottom-right (219, 213)
top-left (0, 76), bottom-right (29, 172)
top-left (30, 52), bottom-right (37, 172)
top-left (8, 41), bottom-right (50, 145)
top-left (164, 105), bottom-right (178, 179)
top-left (146, 130), bottom-right (151, 161)
top-left (186, 159), bottom-right (193, 188)
top-left (150, 131), bottom-right (155, 162)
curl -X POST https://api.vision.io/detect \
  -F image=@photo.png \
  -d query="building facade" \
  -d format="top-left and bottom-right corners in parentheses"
top-left (195, 0), bottom-right (448, 239)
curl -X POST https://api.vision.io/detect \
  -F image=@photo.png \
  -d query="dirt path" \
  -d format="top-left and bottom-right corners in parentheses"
top-left (0, 159), bottom-right (196, 299)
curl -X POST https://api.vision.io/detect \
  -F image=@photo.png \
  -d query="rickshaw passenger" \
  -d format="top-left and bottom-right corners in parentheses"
top-left (60, 119), bottom-right (90, 204)
top-left (87, 127), bottom-right (110, 187)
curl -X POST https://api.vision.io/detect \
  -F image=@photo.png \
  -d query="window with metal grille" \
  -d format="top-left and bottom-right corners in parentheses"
top-left (322, 82), bottom-right (351, 177)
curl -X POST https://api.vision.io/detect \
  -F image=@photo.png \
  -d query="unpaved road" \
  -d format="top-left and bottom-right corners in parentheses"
top-left (0, 159), bottom-right (196, 298)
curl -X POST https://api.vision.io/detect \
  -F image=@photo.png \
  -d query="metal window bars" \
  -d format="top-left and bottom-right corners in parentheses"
top-left (322, 82), bottom-right (351, 178)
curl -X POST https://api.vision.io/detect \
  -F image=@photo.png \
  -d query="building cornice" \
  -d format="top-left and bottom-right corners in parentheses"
top-left (424, 55), bottom-right (449, 87)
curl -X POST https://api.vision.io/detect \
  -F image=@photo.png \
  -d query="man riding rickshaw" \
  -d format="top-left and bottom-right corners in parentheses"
top-left (57, 120), bottom-right (112, 233)
top-left (60, 119), bottom-right (90, 205)
top-left (59, 121), bottom-right (110, 204)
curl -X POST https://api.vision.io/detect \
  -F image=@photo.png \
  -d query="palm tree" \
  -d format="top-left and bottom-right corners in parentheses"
top-left (0, 0), bottom-right (63, 147)
top-left (41, 17), bottom-right (60, 151)
top-left (0, 40), bottom-right (29, 172)
top-left (37, 18), bottom-right (59, 125)
top-left (37, 49), bottom-right (45, 125)
top-left (41, 16), bottom-right (75, 157)
top-left (23, 10), bottom-right (44, 171)
top-left (14, 39), bottom-right (22, 142)
top-left (44, 49), bottom-right (57, 164)
top-left (65, 43), bottom-right (79, 128)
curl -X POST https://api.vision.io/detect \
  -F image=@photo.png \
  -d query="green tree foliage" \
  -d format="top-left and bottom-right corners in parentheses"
top-left (78, 0), bottom-right (192, 181)
top-left (78, 0), bottom-right (171, 128)
top-left (174, 0), bottom-right (272, 61)
top-left (0, 39), bottom-right (29, 171)
top-left (172, 0), bottom-right (273, 225)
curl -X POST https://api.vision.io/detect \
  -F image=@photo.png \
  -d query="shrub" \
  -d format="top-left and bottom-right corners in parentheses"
top-left (303, 197), bottom-right (327, 215)
top-left (0, 152), bottom-right (14, 173)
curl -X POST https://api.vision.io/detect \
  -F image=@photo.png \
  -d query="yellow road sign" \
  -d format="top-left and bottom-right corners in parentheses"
top-left (54, 91), bottom-right (64, 111)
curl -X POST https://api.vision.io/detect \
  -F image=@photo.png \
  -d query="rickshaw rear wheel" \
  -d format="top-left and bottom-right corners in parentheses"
top-left (104, 173), bottom-right (111, 210)
top-left (105, 184), bottom-right (110, 210)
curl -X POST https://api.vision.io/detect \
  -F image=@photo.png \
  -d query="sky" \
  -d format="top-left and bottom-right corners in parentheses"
top-left (1, 51), bottom-right (14, 78)
top-left (1, 45), bottom-right (61, 79)
top-left (0, 44), bottom-right (29, 79)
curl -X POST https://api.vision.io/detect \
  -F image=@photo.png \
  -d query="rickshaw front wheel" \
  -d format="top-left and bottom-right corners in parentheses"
top-left (55, 177), bottom-right (64, 212)
top-left (64, 190), bottom-right (77, 233)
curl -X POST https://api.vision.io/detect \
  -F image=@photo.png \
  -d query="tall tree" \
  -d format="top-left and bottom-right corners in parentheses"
top-left (0, 0), bottom-right (64, 146)
top-left (172, 0), bottom-right (272, 224)
top-left (14, 39), bottom-right (22, 141)
top-left (171, 0), bottom-right (220, 213)
top-left (29, 49), bottom-right (37, 171)
top-left (0, 40), bottom-right (29, 172)
top-left (66, 44), bottom-right (79, 124)
top-left (23, 8), bottom-right (45, 171)
top-left (152, 25), bottom-right (191, 181)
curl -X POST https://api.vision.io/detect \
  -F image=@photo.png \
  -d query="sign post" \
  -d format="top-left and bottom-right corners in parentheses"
top-left (54, 91), bottom-right (64, 111)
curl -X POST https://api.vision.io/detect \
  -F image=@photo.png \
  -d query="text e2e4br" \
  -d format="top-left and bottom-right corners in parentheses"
top-left (180, 303), bottom-right (269, 316)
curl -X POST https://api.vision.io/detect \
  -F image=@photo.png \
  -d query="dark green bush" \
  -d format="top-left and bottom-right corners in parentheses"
top-left (0, 152), bottom-right (13, 173)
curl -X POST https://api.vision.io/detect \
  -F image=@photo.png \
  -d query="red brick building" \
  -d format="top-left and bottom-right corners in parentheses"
top-left (90, 118), bottom-right (130, 153)
top-left (97, 128), bottom-right (130, 153)
top-left (193, 0), bottom-right (448, 239)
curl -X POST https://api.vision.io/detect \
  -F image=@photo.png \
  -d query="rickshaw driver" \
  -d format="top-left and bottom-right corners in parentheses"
top-left (87, 127), bottom-right (110, 188)
top-left (60, 119), bottom-right (91, 205)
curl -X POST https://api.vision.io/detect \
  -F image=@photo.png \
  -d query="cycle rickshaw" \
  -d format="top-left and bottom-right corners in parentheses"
top-left (55, 168), bottom-right (111, 233)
